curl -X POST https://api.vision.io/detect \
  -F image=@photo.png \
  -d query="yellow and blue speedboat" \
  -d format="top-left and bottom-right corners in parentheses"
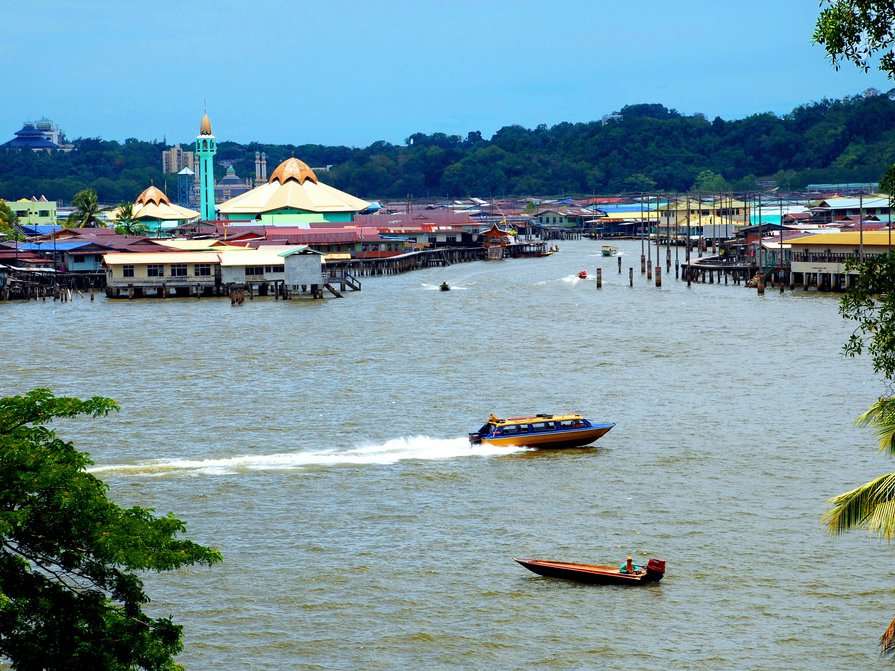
top-left (469, 413), bottom-right (614, 449)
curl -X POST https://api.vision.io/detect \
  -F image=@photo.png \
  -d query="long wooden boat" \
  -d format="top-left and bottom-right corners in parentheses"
top-left (468, 413), bottom-right (614, 448)
top-left (515, 558), bottom-right (666, 585)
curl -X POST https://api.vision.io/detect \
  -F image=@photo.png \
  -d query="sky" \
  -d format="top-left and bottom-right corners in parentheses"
top-left (1, 0), bottom-right (891, 147)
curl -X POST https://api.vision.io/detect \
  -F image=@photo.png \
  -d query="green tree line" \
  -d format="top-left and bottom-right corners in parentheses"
top-left (3, 93), bottom-right (895, 203)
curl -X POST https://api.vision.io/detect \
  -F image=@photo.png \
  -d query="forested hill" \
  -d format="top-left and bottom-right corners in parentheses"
top-left (3, 93), bottom-right (895, 203)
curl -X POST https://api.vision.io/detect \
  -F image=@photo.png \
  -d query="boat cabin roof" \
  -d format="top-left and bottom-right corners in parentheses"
top-left (488, 413), bottom-right (584, 427)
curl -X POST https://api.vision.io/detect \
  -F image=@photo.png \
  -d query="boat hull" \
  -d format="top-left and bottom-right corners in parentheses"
top-left (480, 425), bottom-right (613, 449)
top-left (515, 558), bottom-right (664, 585)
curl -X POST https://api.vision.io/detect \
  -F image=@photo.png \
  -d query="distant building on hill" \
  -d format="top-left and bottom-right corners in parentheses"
top-left (162, 144), bottom-right (195, 174)
top-left (176, 167), bottom-right (196, 207)
top-left (3, 118), bottom-right (69, 152)
top-left (215, 165), bottom-right (253, 202)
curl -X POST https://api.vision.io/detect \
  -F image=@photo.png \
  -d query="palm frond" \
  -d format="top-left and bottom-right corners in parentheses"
top-left (882, 615), bottom-right (895, 655)
top-left (824, 471), bottom-right (895, 538)
top-left (856, 397), bottom-right (895, 455)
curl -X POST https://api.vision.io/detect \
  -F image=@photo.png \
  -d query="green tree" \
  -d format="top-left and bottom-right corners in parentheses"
top-left (814, 1), bottom-right (895, 78)
top-left (113, 202), bottom-right (146, 236)
top-left (66, 188), bottom-right (102, 228)
top-left (826, 252), bottom-right (895, 653)
top-left (620, 173), bottom-right (657, 192)
top-left (0, 389), bottom-right (222, 670)
top-left (0, 199), bottom-right (20, 240)
top-left (881, 164), bottom-right (895, 195)
top-left (691, 169), bottom-right (730, 193)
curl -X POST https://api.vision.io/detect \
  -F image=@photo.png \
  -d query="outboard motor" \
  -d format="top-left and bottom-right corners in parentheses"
top-left (645, 558), bottom-right (666, 581)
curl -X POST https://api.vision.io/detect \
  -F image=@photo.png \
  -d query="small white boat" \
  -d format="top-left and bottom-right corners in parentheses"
top-left (601, 244), bottom-right (618, 257)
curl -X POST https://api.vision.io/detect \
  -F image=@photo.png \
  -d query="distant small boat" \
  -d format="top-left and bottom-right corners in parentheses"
top-left (577, 270), bottom-right (588, 279)
top-left (515, 557), bottom-right (666, 585)
top-left (601, 244), bottom-right (618, 257)
top-left (440, 281), bottom-right (450, 292)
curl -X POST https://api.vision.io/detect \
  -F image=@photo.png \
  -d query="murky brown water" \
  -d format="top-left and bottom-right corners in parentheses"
top-left (2, 239), bottom-right (893, 670)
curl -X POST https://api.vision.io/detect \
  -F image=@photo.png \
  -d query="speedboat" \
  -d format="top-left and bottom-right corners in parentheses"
top-left (515, 557), bottom-right (666, 585)
top-left (601, 244), bottom-right (618, 257)
top-left (440, 282), bottom-right (450, 291)
top-left (577, 270), bottom-right (588, 279)
top-left (468, 413), bottom-right (614, 448)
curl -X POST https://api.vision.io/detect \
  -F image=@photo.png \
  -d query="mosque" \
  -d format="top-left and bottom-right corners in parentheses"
top-left (130, 113), bottom-right (369, 231)
top-left (196, 113), bottom-right (369, 226)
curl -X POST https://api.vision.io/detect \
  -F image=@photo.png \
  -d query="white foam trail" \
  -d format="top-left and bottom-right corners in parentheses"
top-left (560, 274), bottom-right (583, 285)
top-left (421, 283), bottom-right (469, 291)
top-left (89, 436), bottom-right (527, 477)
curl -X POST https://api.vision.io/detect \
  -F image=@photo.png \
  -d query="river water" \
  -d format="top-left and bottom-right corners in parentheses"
top-left (2, 239), bottom-right (893, 670)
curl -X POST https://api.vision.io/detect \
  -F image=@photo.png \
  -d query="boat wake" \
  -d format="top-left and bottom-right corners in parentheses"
top-left (88, 436), bottom-right (526, 477)
top-left (560, 274), bottom-right (584, 285)
top-left (421, 283), bottom-right (470, 291)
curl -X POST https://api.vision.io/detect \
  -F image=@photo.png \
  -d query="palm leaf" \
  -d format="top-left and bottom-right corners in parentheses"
top-left (856, 397), bottom-right (895, 455)
top-left (824, 471), bottom-right (895, 538)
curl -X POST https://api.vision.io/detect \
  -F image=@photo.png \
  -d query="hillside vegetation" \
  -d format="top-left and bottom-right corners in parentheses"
top-left (2, 93), bottom-right (894, 202)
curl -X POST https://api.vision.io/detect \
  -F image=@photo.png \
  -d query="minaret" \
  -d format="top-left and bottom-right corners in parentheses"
top-left (196, 112), bottom-right (217, 221)
top-left (254, 151), bottom-right (261, 185)
top-left (261, 152), bottom-right (268, 182)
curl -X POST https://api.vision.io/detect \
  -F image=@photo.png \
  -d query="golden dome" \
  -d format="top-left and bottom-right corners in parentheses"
top-left (268, 157), bottom-right (318, 185)
top-left (199, 113), bottom-right (213, 136)
top-left (135, 185), bottom-right (171, 206)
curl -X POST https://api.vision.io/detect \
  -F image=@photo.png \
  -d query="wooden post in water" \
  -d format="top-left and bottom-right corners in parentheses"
top-left (647, 259), bottom-right (652, 280)
top-left (641, 253), bottom-right (646, 274)
top-left (757, 273), bottom-right (765, 296)
top-left (655, 266), bottom-right (662, 287)
top-left (617, 256), bottom-right (622, 274)
top-left (596, 267), bottom-right (602, 289)
top-left (629, 267), bottom-right (633, 287)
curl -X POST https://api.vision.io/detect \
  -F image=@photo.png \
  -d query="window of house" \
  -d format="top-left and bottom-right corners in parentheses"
top-left (38, 210), bottom-right (49, 218)
top-left (428, 236), bottom-right (437, 244)
top-left (122, 264), bottom-right (134, 278)
top-left (246, 265), bottom-right (264, 276)
top-left (446, 236), bottom-right (457, 243)
top-left (194, 264), bottom-right (211, 276)
top-left (147, 264), bottom-right (164, 277)
top-left (170, 264), bottom-right (187, 277)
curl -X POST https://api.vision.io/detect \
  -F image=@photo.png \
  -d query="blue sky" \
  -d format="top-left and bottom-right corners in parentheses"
top-left (2, 0), bottom-right (890, 146)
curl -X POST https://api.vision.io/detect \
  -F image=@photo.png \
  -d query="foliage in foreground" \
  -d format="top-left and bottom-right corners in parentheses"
top-left (830, 252), bottom-right (895, 654)
top-left (0, 389), bottom-right (222, 670)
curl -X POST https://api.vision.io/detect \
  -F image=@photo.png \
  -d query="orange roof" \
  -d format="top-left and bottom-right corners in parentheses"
top-left (135, 186), bottom-right (170, 206)
top-left (269, 157), bottom-right (318, 185)
top-left (199, 113), bottom-right (213, 136)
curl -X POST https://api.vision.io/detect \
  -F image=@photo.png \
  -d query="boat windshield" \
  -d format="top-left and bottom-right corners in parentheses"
top-left (478, 423), bottom-right (494, 434)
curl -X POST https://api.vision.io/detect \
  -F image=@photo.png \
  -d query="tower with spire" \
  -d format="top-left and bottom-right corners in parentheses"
top-left (196, 112), bottom-right (217, 221)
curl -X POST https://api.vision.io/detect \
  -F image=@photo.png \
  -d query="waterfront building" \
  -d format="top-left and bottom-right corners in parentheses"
top-left (217, 157), bottom-right (368, 226)
top-left (162, 144), bottom-right (195, 174)
top-left (534, 208), bottom-right (598, 229)
top-left (790, 230), bottom-right (895, 289)
top-left (7, 196), bottom-right (56, 225)
top-left (657, 198), bottom-right (749, 240)
top-left (808, 195), bottom-right (891, 223)
top-left (104, 251), bottom-right (221, 297)
top-left (196, 113), bottom-right (217, 221)
top-left (130, 185), bottom-right (199, 235)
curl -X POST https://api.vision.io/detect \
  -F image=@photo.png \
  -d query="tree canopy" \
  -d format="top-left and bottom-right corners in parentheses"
top-left (814, 1), bottom-right (895, 78)
top-left (0, 389), bottom-right (221, 670)
top-left (3, 94), bottom-right (895, 202)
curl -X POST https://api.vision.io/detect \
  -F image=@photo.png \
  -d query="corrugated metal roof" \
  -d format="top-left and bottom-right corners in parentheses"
top-left (103, 252), bottom-right (221, 264)
top-left (789, 231), bottom-right (895, 246)
top-left (17, 240), bottom-right (95, 251)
